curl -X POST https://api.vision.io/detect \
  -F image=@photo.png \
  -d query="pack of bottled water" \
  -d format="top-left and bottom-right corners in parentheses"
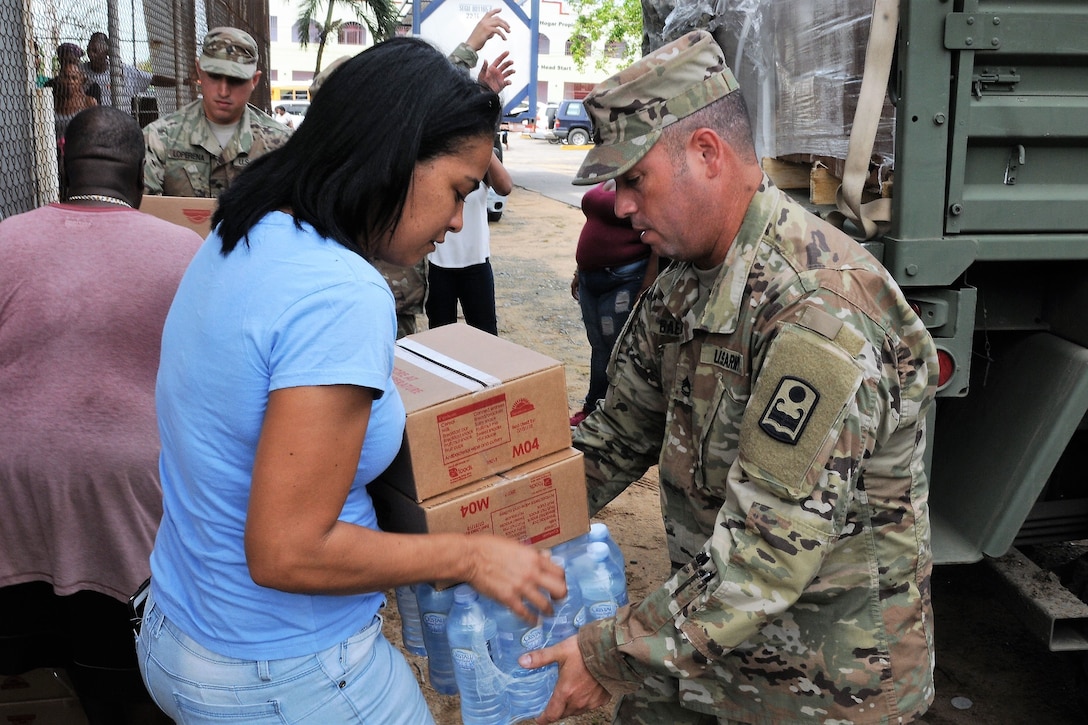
top-left (403, 523), bottom-right (629, 724)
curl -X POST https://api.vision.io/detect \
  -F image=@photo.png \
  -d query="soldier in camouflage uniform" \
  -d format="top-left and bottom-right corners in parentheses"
top-left (143, 27), bottom-right (291, 198)
top-left (368, 258), bottom-right (426, 338)
top-left (522, 30), bottom-right (939, 725)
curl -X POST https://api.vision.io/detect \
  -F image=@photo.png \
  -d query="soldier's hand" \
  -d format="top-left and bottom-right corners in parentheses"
top-left (479, 51), bottom-right (515, 94)
top-left (570, 271), bottom-right (579, 300)
top-left (466, 8), bottom-right (510, 51)
top-left (519, 636), bottom-right (610, 723)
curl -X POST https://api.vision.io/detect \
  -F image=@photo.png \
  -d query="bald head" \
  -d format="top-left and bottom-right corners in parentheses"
top-left (65, 106), bottom-right (144, 166)
top-left (63, 106), bottom-right (146, 204)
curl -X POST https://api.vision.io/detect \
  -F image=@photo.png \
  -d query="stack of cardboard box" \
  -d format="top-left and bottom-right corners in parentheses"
top-left (370, 324), bottom-right (590, 561)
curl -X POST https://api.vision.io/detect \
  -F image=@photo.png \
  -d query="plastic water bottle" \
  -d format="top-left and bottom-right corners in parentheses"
top-left (394, 585), bottom-right (427, 656)
top-left (541, 554), bottom-right (582, 646)
top-left (588, 522), bottom-right (628, 606)
top-left (492, 602), bottom-right (553, 722)
top-left (415, 583), bottom-right (458, 695)
top-left (564, 525), bottom-right (628, 609)
top-left (578, 542), bottom-right (619, 624)
top-left (446, 584), bottom-right (509, 725)
top-left (551, 530), bottom-right (590, 565)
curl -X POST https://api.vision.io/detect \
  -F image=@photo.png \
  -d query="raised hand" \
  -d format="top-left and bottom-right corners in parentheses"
top-left (479, 50), bottom-right (515, 93)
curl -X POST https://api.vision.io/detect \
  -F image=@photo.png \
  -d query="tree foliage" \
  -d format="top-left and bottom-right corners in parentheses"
top-left (294, 0), bottom-right (399, 75)
top-left (568, 0), bottom-right (643, 72)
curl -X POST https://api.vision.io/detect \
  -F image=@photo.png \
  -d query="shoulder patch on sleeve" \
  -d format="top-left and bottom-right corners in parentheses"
top-left (757, 376), bottom-right (819, 444)
top-left (740, 324), bottom-right (863, 500)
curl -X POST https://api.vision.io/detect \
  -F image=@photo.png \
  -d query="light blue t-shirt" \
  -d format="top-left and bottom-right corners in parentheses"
top-left (151, 212), bottom-right (405, 660)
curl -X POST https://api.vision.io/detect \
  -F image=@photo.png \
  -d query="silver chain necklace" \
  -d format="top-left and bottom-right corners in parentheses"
top-left (67, 194), bottom-right (132, 208)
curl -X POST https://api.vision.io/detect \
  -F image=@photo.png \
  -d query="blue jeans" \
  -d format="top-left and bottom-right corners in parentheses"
top-left (136, 592), bottom-right (434, 724)
top-left (577, 258), bottom-right (648, 412)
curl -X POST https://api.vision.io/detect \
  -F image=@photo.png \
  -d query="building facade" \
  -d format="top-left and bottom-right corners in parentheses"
top-left (265, 0), bottom-right (626, 105)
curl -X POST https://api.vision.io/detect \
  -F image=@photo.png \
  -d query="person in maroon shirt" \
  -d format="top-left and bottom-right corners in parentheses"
top-left (570, 180), bottom-right (660, 427)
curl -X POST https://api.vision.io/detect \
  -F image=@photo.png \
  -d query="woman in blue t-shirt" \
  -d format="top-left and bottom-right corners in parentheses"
top-left (136, 38), bottom-right (566, 724)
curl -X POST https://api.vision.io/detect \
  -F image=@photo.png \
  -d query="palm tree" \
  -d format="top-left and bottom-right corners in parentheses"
top-left (295, 0), bottom-right (399, 75)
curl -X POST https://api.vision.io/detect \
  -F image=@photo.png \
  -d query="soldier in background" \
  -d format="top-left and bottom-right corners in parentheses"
top-left (520, 31), bottom-right (940, 725)
top-left (143, 27), bottom-right (290, 198)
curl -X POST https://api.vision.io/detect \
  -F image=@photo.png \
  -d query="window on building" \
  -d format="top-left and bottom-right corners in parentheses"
top-left (566, 82), bottom-right (595, 100)
top-left (292, 71), bottom-right (315, 82)
top-left (268, 69), bottom-right (278, 81)
top-left (339, 22), bottom-right (365, 45)
top-left (538, 33), bottom-right (550, 55)
top-left (269, 16), bottom-right (278, 42)
top-left (565, 35), bottom-right (588, 57)
top-left (292, 21), bottom-right (321, 43)
top-left (606, 41), bottom-right (626, 58)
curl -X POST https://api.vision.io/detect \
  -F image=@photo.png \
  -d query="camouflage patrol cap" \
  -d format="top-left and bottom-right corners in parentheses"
top-left (573, 30), bottom-right (740, 186)
top-left (199, 27), bottom-right (259, 80)
top-left (309, 55), bottom-right (351, 98)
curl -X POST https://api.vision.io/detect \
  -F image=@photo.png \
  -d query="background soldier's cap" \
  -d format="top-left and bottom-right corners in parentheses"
top-left (309, 55), bottom-right (351, 98)
top-left (573, 30), bottom-right (739, 186)
top-left (199, 27), bottom-right (259, 79)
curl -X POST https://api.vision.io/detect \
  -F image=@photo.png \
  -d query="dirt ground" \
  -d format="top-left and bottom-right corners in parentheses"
top-left (381, 188), bottom-right (1086, 724)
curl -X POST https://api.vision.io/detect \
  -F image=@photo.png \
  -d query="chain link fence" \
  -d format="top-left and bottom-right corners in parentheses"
top-left (2, 0), bottom-right (269, 218)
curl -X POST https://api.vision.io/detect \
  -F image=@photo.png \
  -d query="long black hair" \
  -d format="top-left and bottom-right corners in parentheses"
top-left (213, 37), bottom-right (501, 257)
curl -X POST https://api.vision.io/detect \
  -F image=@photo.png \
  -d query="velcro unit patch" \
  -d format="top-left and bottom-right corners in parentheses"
top-left (740, 324), bottom-right (863, 500)
top-left (796, 305), bottom-right (866, 357)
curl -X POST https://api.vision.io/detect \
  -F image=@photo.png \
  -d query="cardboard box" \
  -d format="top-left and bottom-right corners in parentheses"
top-left (372, 447), bottom-right (590, 556)
top-left (0, 670), bottom-right (75, 704)
top-left (388, 324), bottom-right (571, 501)
top-left (0, 697), bottom-right (88, 724)
top-left (138, 195), bottom-right (216, 238)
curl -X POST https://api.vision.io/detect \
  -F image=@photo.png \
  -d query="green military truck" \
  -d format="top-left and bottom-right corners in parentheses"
top-left (889, 0), bottom-right (1088, 658)
top-left (650, 0), bottom-right (1088, 669)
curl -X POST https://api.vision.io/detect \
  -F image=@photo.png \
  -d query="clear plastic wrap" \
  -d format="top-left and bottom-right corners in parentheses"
top-left (649, 0), bottom-right (895, 173)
